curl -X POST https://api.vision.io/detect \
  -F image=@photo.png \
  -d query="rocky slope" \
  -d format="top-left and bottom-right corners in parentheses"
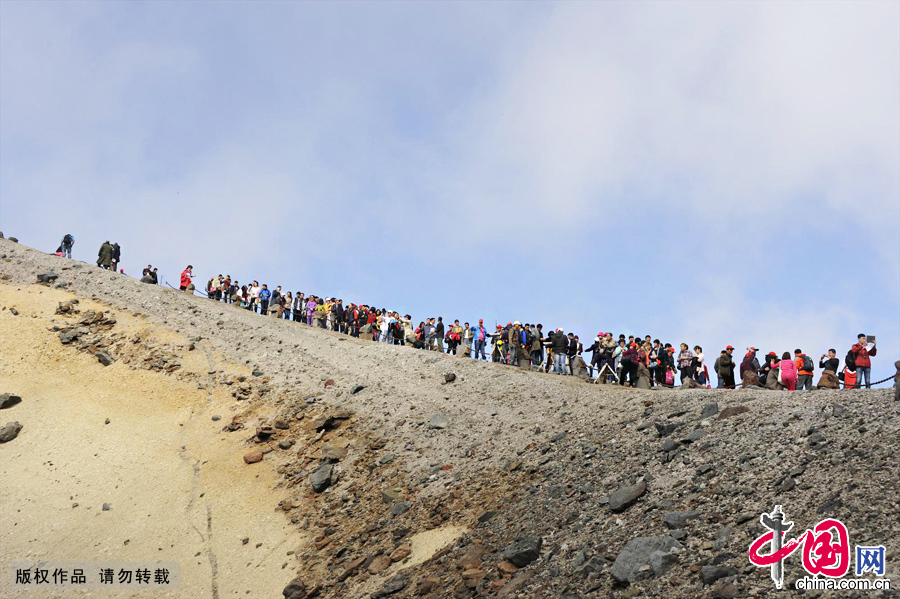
top-left (1, 237), bottom-right (898, 599)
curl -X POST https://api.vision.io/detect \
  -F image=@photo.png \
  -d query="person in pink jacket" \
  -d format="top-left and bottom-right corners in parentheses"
top-left (778, 351), bottom-right (798, 391)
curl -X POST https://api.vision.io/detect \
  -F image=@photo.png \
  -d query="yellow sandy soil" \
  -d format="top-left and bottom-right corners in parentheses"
top-left (0, 284), bottom-right (306, 598)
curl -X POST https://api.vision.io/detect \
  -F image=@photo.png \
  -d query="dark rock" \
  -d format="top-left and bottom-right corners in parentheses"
top-left (0, 421), bottom-right (23, 443)
top-left (282, 576), bottom-right (307, 599)
top-left (391, 501), bottom-right (413, 517)
top-left (662, 438), bottom-right (680, 452)
top-left (211, 415), bottom-right (221, 421)
top-left (682, 428), bottom-right (707, 443)
top-left (477, 510), bottom-right (497, 523)
top-left (663, 511), bottom-right (700, 529)
top-left (252, 368), bottom-right (264, 377)
top-left (701, 402), bottom-right (719, 419)
top-left (36, 272), bottom-right (59, 284)
top-left (9, 308), bottom-right (18, 316)
top-left (59, 330), bottom-right (80, 344)
top-left (95, 350), bottom-right (114, 366)
top-left (310, 463), bottom-right (334, 493)
top-left (609, 480), bottom-right (647, 512)
top-left (444, 373), bottom-right (456, 383)
top-left (503, 536), bottom-right (543, 567)
top-left (278, 439), bottom-right (295, 450)
top-left (349, 384), bottom-right (365, 395)
top-left (372, 574), bottom-right (407, 597)
top-left (654, 422), bottom-right (679, 437)
top-left (102, 503), bottom-right (111, 511)
top-left (0, 394), bottom-right (22, 410)
top-left (610, 535), bottom-right (683, 583)
top-left (700, 565), bottom-right (737, 585)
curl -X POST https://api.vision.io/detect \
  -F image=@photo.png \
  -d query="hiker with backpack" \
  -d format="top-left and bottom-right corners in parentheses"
top-left (851, 334), bottom-right (877, 389)
top-left (794, 349), bottom-right (815, 390)
top-left (60, 234), bottom-right (74, 258)
top-left (719, 345), bottom-right (737, 389)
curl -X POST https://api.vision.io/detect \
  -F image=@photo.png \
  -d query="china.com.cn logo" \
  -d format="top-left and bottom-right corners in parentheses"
top-left (748, 505), bottom-right (891, 591)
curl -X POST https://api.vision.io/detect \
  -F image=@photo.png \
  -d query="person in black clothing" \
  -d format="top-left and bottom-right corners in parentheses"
top-left (334, 300), bottom-right (345, 333)
top-left (819, 349), bottom-right (840, 373)
top-left (566, 333), bottom-right (578, 375)
top-left (434, 317), bottom-right (445, 352)
top-left (110, 243), bottom-right (121, 272)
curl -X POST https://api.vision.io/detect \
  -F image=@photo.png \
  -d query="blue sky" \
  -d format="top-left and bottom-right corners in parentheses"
top-left (1, 1), bottom-right (898, 379)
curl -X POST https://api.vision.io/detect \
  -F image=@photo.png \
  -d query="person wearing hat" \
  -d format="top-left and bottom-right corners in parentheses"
top-left (740, 348), bottom-right (760, 380)
top-left (507, 322), bottom-right (521, 366)
top-left (759, 351), bottom-right (779, 386)
top-left (473, 319), bottom-right (488, 361)
top-left (794, 349), bottom-right (815, 390)
top-left (720, 345), bottom-right (737, 389)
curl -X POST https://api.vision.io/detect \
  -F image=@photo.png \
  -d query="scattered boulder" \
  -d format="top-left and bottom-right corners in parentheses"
top-left (700, 402), bottom-right (719, 419)
top-left (444, 372), bottom-right (456, 383)
top-left (0, 421), bottom-right (23, 443)
top-left (0, 393), bottom-right (22, 410)
top-left (503, 536), bottom-right (543, 567)
top-left (310, 463), bottom-right (334, 493)
top-left (717, 406), bottom-right (749, 420)
top-left (243, 450), bottom-right (264, 464)
top-left (429, 413), bottom-right (451, 429)
top-left (610, 535), bottom-right (683, 583)
top-left (663, 511), bottom-right (700, 529)
top-left (700, 565), bottom-right (738, 585)
top-left (609, 481), bottom-right (647, 512)
top-left (36, 272), bottom-right (59, 284)
top-left (282, 576), bottom-right (308, 599)
top-left (95, 350), bottom-right (115, 366)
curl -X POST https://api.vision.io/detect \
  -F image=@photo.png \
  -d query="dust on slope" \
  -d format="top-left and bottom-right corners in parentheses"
top-left (0, 283), bottom-right (305, 598)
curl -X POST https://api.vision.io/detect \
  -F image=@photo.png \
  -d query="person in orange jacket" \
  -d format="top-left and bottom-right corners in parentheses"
top-left (179, 265), bottom-right (193, 292)
top-left (794, 349), bottom-right (814, 390)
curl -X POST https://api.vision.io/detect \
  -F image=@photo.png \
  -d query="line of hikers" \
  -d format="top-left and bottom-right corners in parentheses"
top-left (175, 267), bottom-right (879, 390)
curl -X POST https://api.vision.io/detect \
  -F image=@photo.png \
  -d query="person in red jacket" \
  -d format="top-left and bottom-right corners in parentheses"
top-left (179, 265), bottom-right (193, 292)
top-left (852, 333), bottom-right (877, 388)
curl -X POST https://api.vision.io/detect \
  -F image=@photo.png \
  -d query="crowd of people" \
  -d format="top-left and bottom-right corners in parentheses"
top-left (51, 237), bottom-right (882, 391)
top-left (169, 263), bottom-right (880, 390)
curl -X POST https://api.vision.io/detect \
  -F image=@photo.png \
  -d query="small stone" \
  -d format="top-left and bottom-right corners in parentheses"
top-left (610, 535), bottom-right (683, 583)
top-left (429, 413), bottom-right (451, 429)
top-left (9, 308), bottom-right (18, 316)
top-left (0, 421), bottom-right (23, 443)
top-left (242, 537), bottom-right (250, 545)
top-left (503, 536), bottom-right (542, 567)
top-left (368, 555), bottom-right (392, 574)
top-left (717, 406), bottom-right (749, 420)
top-left (243, 450), bottom-right (264, 464)
top-left (477, 510), bottom-right (497, 523)
top-left (701, 402), bottom-right (719, 419)
top-left (382, 488), bottom-right (404, 503)
top-left (700, 565), bottom-right (737, 585)
top-left (391, 501), bottom-right (413, 517)
top-left (0, 394), bottom-right (22, 410)
top-left (310, 463), bottom-right (334, 493)
top-left (444, 373), bottom-right (457, 383)
top-left (389, 545), bottom-right (411, 562)
top-left (104, 418), bottom-right (110, 424)
top-left (663, 511), bottom-right (700, 529)
top-left (278, 439), bottom-right (294, 450)
top-left (350, 384), bottom-right (365, 395)
top-left (102, 503), bottom-right (111, 511)
top-left (211, 415), bottom-right (221, 421)
top-left (252, 368), bottom-right (264, 377)
top-left (609, 480), bottom-right (647, 512)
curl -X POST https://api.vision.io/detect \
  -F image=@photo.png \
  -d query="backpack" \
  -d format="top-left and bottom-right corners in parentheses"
top-left (844, 350), bottom-right (857, 372)
top-left (801, 355), bottom-right (814, 372)
top-left (63, 234), bottom-right (73, 244)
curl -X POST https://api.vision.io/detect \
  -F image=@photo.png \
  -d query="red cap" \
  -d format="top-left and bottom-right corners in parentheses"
top-left (767, 351), bottom-right (777, 356)
top-left (478, 319), bottom-right (483, 323)
top-left (726, 345), bottom-right (735, 350)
